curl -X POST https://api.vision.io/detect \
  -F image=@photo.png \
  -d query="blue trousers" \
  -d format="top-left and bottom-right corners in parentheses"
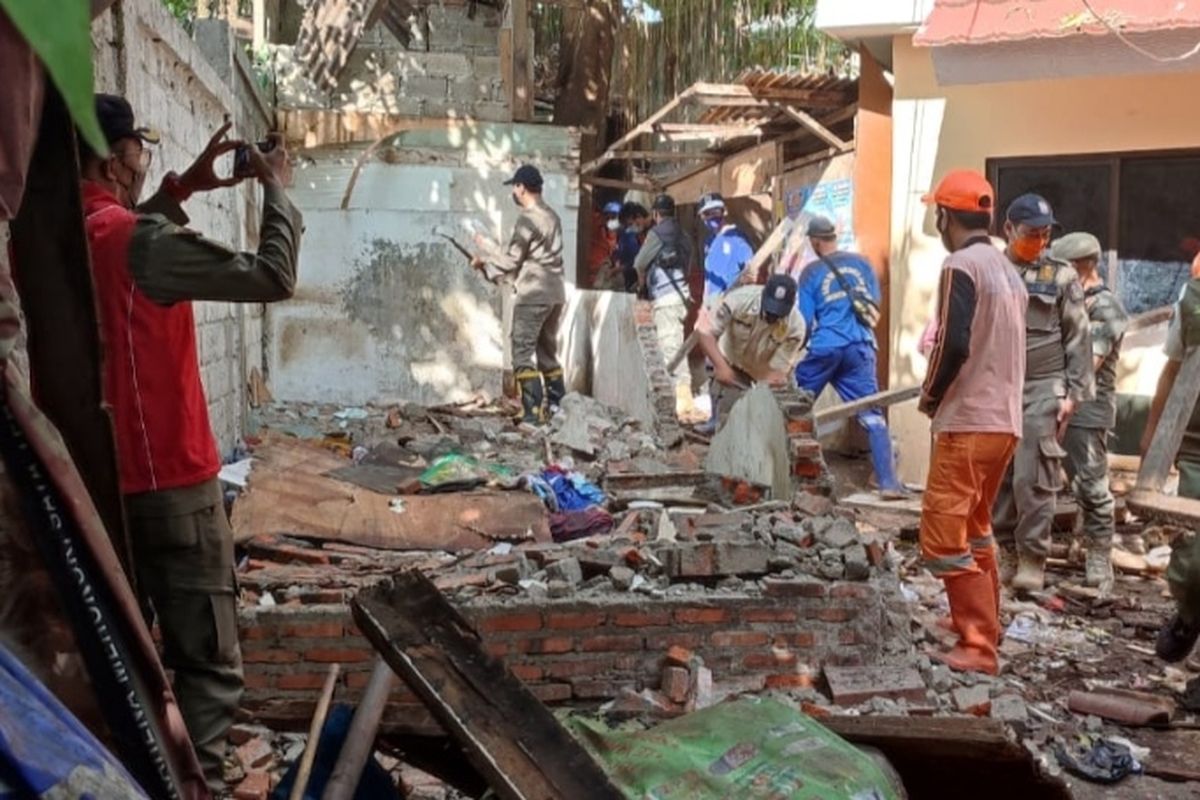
top-left (796, 343), bottom-right (903, 491)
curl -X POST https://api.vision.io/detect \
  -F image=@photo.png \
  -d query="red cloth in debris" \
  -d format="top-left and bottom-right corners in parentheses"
top-left (550, 507), bottom-right (614, 542)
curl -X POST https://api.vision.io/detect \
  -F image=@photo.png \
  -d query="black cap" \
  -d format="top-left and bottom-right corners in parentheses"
top-left (761, 274), bottom-right (798, 318)
top-left (95, 93), bottom-right (160, 146)
top-left (806, 215), bottom-right (837, 238)
top-left (1005, 193), bottom-right (1057, 228)
top-left (652, 193), bottom-right (675, 213)
top-left (503, 164), bottom-right (543, 190)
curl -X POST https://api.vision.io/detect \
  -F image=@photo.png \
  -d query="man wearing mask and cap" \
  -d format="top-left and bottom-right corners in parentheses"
top-left (80, 93), bottom-right (302, 789)
top-left (634, 193), bottom-right (703, 419)
top-left (992, 194), bottom-right (1094, 594)
top-left (614, 201), bottom-right (651, 292)
top-left (1049, 232), bottom-right (1127, 594)
top-left (698, 192), bottom-right (754, 299)
top-left (793, 215), bottom-right (905, 497)
top-left (918, 170), bottom-right (1026, 675)
top-left (695, 274), bottom-right (807, 426)
top-left (590, 200), bottom-right (623, 288)
top-left (472, 164), bottom-right (566, 424)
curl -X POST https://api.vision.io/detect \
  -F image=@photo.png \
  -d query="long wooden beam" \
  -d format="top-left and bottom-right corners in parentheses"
top-left (1138, 344), bottom-right (1200, 493)
top-left (780, 106), bottom-right (851, 151)
top-left (353, 572), bottom-right (623, 800)
top-left (580, 175), bottom-right (659, 192)
top-left (689, 81), bottom-right (851, 109)
top-left (774, 104), bottom-right (857, 147)
top-left (603, 150), bottom-right (719, 161)
top-left (814, 386), bottom-right (922, 425)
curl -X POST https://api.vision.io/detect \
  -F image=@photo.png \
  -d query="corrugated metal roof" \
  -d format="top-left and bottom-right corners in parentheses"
top-left (915, 0), bottom-right (1200, 47)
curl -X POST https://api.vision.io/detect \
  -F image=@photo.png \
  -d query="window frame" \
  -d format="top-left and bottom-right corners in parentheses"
top-left (987, 148), bottom-right (1200, 314)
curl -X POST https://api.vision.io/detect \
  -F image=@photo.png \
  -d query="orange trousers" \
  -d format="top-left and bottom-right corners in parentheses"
top-left (920, 432), bottom-right (1018, 577)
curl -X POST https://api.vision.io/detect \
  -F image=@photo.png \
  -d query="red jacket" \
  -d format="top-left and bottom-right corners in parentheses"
top-left (82, 182), bottom-right (219, 495)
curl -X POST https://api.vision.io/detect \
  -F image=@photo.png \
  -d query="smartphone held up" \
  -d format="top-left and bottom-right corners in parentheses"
top-left (234, 139), bottom-right (277, 179)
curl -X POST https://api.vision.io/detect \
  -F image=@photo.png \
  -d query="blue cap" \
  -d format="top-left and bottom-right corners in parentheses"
top-left (602, 201), bottom-right (622, 215)
top-left (806, 215), bottom-right (837, 238)
top-left (1005, 193), bottom-right (1056, 228)
top-left (761, 274), bottom-right (797, 318)
top-left (503, 164), bottom-right (543, 190)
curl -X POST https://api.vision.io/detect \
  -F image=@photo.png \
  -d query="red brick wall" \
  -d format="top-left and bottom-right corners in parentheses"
top-left (238, 582), bottom-right (883, 729)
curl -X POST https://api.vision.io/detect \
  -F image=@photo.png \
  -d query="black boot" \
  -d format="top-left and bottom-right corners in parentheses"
top-left (1157, 613), bottom-right (1200, 662)
top-left (517, 371), bottom-right (545, 425)
top-left (542, 368), bottom-right (566, 414)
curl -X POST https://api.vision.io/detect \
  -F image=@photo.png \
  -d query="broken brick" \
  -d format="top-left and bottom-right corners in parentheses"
top-left (665, 645), bottom-right (694, 668)
top-left (661, 666), bottom-right (690, 704)
top-left (235, 736), bottom-right (275, 771)
top-left (823, 665), bottom-right (928, 707)
top-left (952, 685), bottom-right (992, 716)
top-left (232, 771), bottom-right (270, 800)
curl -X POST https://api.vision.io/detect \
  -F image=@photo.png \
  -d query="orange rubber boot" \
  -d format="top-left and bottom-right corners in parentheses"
top-left (934, 571), bottom-right (1000, 675)
top-left (971, 545), bottom-right (1002, 627)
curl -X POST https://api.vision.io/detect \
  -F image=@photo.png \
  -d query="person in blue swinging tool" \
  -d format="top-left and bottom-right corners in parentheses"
top-left (794, 215), bottom-right (906, 498)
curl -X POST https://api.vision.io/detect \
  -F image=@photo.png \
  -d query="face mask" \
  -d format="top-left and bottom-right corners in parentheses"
top-left (935, 209), bottom-right (953, 252)
top-left (112, 157), bottom-right (147, 208)
top-left (606, 219), bottom-right (621, 232)
top-left (1010, 234), bottom-right (1044, 263)
top-left (704, 218), bottom-right (722, 234)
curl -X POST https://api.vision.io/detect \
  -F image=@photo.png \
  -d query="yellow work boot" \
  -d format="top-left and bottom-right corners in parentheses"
top-left (1011, 552), bottom-right (1045, 593)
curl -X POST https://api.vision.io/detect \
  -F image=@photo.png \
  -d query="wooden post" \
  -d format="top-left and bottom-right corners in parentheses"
top-left (289, 664), bottom-right (340, 800)
top-left (1137, 345), bottom-right (1200, 493)
top-left (511, 0), bottom-right (533, 121)
top-left (321, 658), bottom-right (395, 800)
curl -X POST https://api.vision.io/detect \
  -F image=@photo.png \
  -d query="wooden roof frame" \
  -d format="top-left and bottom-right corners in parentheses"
top-left (580, 79), bottom-right (857, 190)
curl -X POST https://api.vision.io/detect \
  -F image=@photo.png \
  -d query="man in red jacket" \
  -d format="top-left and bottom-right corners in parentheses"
top-left (79, 93), bottom-right (302, 789)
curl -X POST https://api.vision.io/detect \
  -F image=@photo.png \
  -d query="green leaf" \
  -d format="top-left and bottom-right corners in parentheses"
top-left (0, 0), bottom-right (108, 156)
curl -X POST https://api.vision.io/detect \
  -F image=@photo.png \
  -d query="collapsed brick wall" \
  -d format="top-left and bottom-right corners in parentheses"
top-left (633, 301), bottom-right (687, 448)
top-left (272, 0), bottom-right (507, 120)
top-left (238, 581), bottom-right (905, 728)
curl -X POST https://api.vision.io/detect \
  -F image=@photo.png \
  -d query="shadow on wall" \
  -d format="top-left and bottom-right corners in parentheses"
top-left (339, 237), bottom-right (504, 400)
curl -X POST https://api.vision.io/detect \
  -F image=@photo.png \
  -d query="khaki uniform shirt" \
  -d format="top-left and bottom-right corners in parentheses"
top-left (482, 199), bottom-right (565, 306)
top-left (1071, 285), bottom-right (1128, 429)
top-left (130, 183), bottom-right (303, 302)
top-left (708, 285), bottom-right (806, 380)
top-left (1012, 255), bottom-right (1095, 405)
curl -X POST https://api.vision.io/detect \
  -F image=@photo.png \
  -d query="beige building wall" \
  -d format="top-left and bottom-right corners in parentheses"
top-left (888, 36), bottom-right (1200, 485)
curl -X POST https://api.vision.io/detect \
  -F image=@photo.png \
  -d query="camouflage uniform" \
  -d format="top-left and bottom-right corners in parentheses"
top-left (1062, 285), bottom-right (1128, 548)
top-left (993, 256), bottom-right (1095, 559)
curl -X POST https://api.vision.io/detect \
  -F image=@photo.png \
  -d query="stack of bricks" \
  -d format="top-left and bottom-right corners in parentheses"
top-left (238, 582), bottom-right (894, 730)
top-left (775, 387), bottom-right (834, 498)
top-left (634, 301), bottom-right (686, 448)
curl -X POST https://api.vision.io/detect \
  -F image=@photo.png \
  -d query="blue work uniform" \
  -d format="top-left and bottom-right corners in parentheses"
top-left (704, 224), bottom-right (755, 299)
top-left (794, 250), bottom-right (903, 493)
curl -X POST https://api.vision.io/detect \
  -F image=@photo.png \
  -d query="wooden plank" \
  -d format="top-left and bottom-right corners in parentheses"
top-left (780, 106), bottom-right (851, 151)
top-left (1127, 489), bottom-right (1200, 525)
top-left (604, 471), bottom-right (708, 491)
top-left (652, 123), bottom-right (762, 134)
top-left (579, 175), bottom-right (658, 192)
top-left (1138, 344), bottom-right (1200, 492)
top-left (231, 436), bottom-right (550, 549)
top-left (510, 0), bottom-right (533, 121)
top-left (604, 150), bottom-right (719, 162)
top-left (814, 386), bottom-right (922, 425)
top-left (321, 659), bottom-right (395, 800)
top-left (498, 26), bottom-right (515, 123)
top-left (352, 571), bottom-right (623, 800)
top-left (688, 81), bottom-right (851, 109)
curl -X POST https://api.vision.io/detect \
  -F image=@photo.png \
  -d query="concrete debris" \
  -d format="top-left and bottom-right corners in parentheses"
top-left (952, 685), bottom-right (992, 716)
top-left (824, 665), bottom-right (928, 707)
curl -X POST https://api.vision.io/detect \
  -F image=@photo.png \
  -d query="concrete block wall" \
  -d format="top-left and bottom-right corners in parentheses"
top-left (271, 0), bottom-right (507, 119)
top-left (238, 584), bottom-right (901, 728)
top-left (92, 0), bottom-right (273, 452)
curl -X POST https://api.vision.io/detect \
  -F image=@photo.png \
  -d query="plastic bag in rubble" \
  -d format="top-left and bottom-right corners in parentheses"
top-left (521, 473), bottom-right (560, 512)
top-left (542, 467), bottom-right (606, 511)
top-left (1054, 736), bottom-right (1141, 784)
top-left (418, 453), bottom-right (510, 492)
top-left (567, 697), bottom-right (904, 799)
